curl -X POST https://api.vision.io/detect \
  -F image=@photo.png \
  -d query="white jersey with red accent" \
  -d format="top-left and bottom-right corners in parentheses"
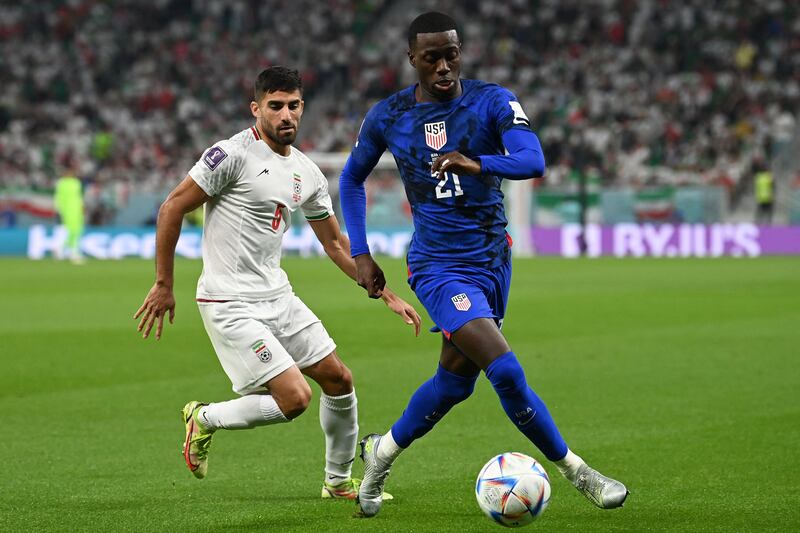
top-left (188, 126), bottom-right (333, 301)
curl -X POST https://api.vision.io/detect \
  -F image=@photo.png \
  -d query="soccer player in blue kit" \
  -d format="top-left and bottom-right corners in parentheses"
top-left (339, 12), bottom-right (629, 517)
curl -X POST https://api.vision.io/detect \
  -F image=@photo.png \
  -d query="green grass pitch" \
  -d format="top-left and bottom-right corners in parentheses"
top-left (1, 256), bottom-right (798, 532)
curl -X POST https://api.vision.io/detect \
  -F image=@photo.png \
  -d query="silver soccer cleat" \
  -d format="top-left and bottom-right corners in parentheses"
top-left (356, 434), bottom-right (392, 517)
top-left (574, 463), bottom-right (629, 509)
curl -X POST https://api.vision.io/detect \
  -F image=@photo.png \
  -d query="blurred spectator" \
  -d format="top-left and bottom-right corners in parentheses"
top-left (311, 0), bottom-right (799, 196)
top-left (0, 0), bottom-right (389, 192)
top-left (755, 163), bottom-right (775, 224)
top-left (1, 0), bottom-right (797, 208)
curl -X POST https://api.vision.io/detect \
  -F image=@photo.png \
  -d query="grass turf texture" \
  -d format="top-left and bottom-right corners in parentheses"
top-left (1, 257), bottom-right (798, 532)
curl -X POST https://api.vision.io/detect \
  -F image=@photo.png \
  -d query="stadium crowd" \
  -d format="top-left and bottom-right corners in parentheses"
top-left (1, 0), bottom-right (798, 204)
top-left (0, 0), bottom-right (388, 193)
top-left (318, 0), bottom-right (799, 194)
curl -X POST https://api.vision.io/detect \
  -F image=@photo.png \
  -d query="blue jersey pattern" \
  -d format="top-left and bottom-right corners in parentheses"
top-left (351, 79), bottom-right (531, 273)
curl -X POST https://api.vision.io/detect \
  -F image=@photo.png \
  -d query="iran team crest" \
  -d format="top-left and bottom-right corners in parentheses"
top-left (451, 293), bottom-right (471, 311)
top-left (424, 121), bottom-right (447, 151)
top-left (292, 173), bottom-right (302, 202)
top-left (251, 339), bottom-right (272, 363)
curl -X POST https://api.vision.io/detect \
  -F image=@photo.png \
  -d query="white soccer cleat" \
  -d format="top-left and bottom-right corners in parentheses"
top-left (573, 463), bottom-right (629, 509)
top-left (356, 434), bottom-right (392, 517)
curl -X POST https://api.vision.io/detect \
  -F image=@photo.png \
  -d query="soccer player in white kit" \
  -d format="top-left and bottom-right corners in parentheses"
top-left (134, 67), bottom-right (421, 499)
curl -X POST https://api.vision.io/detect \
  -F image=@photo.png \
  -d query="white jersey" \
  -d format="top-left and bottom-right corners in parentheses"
top-left (188, 126), bottom-right (333, 301)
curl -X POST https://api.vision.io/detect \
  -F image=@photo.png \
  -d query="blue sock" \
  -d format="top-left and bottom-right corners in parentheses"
top-left (485, 352), bottom-right (568, 461)
top-left (391, 364), bottom-right (478, 448)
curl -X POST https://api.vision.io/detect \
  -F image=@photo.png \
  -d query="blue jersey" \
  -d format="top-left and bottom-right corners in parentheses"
top-left (342, 79), bottom-right (540, 273)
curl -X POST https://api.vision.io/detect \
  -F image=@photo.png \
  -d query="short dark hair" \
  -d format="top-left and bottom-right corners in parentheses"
top-left (254, 66), bottom-right (303, 102)
top-left (407, 11), bottom-right (459, 47)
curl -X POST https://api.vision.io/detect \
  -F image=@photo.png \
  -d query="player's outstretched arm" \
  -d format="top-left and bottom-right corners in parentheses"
top-left (338, 107), bottom-right (386, 298)
top-left (134, 176), bottom-right (210, 340)
top-left (308, 216), bottom-right (420, 336)
top-left (308, 214), bottom-right (359, 279)
top-left (431, 129), bottom-right (546, 181)
top-left (475, 128), bottom-right (546, 179)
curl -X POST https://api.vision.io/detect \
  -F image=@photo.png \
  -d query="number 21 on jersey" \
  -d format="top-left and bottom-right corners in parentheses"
top-left (434, 171), bottom-right (463, 199)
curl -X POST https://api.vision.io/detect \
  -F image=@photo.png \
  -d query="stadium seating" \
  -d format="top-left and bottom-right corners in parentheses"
top-left (1, 0), bottom-right (797, 223)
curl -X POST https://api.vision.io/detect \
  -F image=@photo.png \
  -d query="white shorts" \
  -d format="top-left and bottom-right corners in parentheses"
top-left (198, 292), bottom-right (336, 395)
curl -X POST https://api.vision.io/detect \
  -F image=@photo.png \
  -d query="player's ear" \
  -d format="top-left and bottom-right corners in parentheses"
top-left (250, 101), bottom-right (260, 118)
top-left (408, 49), bottom-right (416, 68)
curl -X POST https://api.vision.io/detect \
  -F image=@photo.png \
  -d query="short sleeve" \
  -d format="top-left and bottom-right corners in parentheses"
top-left (490, 87), bottom-right (533, 136)
top-left (302, 166), bottom-right (334, 221)
top-left (188, 140), bottom-right (244, 196)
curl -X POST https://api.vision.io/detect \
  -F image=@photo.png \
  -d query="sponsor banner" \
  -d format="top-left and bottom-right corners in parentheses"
top-left (0, 225), bottom-right (413, 259)
top-left (0, 224), bottom-right (797, 259)
top-left (532, 224), bottom-right (800, 257)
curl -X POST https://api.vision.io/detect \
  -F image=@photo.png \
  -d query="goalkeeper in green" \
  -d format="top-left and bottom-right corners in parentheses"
top-left (54, 171), bottom-right (85, 263)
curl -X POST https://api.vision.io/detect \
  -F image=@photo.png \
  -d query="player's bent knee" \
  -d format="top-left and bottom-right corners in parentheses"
top-left (336, 364), bottom-right (354, 391)
top-left (485, 353), bottom-right (527, 394)
top-left (322, 356), bottom-right (352, 387)
top-left (436, 366), bottom-right (478, 405)
top-left (443, 380), bottom-right (476, 404)
top-left (307, 353), bottom-right (354, 395)
top-left (275, 382), bottom-right (313, 420)
top-left (282, 391), bottom-right (311, 420)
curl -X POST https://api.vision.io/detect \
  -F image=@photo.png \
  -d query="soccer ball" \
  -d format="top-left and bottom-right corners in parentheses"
top-left (475, 452), bottom-right (551, 527)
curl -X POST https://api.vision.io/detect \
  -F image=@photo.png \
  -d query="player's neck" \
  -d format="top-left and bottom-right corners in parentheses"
top-left (256, 123), bottom-right (292, 157)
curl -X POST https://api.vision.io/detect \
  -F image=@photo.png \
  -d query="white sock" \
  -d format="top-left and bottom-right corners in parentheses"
top-left (198, 394), bottom-right (288, 430)
top-left (554, 449), bottom-right (585, 483)
top-left (376, 429), bottom-right (404, 465)
top-left (319, 390), bottom-right (358, 481)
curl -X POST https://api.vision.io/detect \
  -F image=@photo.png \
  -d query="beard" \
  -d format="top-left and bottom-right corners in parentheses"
top-left (262, 120), bottom-right (297, 146)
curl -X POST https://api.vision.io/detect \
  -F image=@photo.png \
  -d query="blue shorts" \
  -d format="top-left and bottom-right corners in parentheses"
top-left (409, 261), bottom-right (512, 338)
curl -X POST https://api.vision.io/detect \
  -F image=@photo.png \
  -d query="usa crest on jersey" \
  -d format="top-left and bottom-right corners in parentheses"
top-left (424, 121), bottom-right (447, 151)
top-left (451, 293), bottom-right (471, 311)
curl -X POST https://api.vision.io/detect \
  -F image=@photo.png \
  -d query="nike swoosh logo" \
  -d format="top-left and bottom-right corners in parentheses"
top-left (257, 168), bottom-right (269, 176)
top-left (517, 412), bottom-right (537, 426)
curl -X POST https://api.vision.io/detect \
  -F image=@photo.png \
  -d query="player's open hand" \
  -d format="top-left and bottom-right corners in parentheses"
top-left (355, 254), bottom-right (386, 298)
top-left (134, 283), bottom-right (176, 340)
top-left (381, 288), bottom-right (422, 337)
top-left (431, 151), bottom-right (482, 176)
